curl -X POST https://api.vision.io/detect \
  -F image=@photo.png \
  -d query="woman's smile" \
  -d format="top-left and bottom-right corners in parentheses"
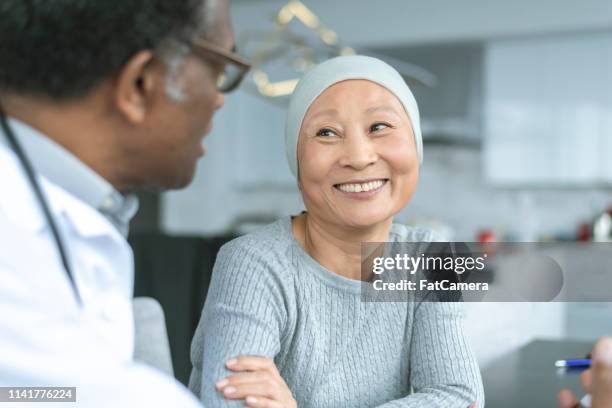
top-left (333, 178), bottom-right (389, 200)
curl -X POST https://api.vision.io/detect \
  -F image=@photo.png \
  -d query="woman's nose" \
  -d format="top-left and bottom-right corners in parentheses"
top-left (338, 131), bottom-right (378, 170)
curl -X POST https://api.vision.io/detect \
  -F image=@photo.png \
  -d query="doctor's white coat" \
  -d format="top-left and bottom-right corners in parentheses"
top-left (0, 141), bottom-right (201, 407)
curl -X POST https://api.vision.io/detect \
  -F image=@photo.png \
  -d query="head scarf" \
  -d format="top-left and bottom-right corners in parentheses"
top-left (285, 55), bottom-right (423, 177)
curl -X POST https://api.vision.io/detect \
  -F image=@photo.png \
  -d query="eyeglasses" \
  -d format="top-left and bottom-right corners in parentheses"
top-left (189, 38), bottom-right (251, 93)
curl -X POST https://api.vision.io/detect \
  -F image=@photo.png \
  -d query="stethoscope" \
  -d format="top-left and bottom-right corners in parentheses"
top-left (0, 104), bottom-right (82, 307)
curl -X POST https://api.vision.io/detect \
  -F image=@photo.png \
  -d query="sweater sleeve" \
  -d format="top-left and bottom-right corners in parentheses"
top-left (189, 240), bottom-right (289, 407)
top-left (375, 302), bottom-right (485, 407)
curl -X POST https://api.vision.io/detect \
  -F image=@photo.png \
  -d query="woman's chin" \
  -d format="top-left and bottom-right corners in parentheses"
top-left (337, 210), bottom-right (392, 230)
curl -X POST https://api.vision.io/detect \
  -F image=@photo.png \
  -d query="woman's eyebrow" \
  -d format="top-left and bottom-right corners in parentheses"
top-left (365, 105), bottom-right (401, 117)
top-left (307, 108), bottom-right (339, 121)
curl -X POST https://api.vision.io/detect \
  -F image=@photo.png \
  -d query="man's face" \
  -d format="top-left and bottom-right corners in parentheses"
top-left (130, 0), bottom-right (234, 190)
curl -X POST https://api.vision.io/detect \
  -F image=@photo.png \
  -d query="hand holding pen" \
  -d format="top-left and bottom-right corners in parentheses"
top-left (558, 337), bottom-right (612, 408)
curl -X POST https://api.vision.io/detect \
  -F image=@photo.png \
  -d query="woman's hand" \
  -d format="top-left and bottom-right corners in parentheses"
top-left (216, 355), bottom-right (297, 408)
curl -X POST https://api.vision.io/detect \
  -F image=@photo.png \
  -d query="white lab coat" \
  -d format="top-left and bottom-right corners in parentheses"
top-left (0, 141), bottom-right (201, 407)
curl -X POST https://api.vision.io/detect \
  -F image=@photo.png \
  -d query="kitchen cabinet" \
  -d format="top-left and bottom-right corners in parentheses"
top-left (484, 32), bottom-right (612, 185)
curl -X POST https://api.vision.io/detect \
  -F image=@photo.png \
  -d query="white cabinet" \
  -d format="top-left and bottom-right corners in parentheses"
top-left (484, 33), bottom-right (612, 185)
top-left (602, 41), bottom-right (612, 181)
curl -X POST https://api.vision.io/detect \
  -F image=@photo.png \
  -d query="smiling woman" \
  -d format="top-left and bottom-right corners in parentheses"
top-left (190, 56), bottom-right (484, 408)
top-left (295, 78), bottom-right (419, 230)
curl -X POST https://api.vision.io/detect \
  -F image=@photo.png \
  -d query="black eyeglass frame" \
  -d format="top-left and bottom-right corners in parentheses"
top-left (189, 38), bottom-right (251, 93)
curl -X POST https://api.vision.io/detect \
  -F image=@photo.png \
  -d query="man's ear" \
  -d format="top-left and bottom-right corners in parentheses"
top-left (114, 50), bottom-right (159, 124)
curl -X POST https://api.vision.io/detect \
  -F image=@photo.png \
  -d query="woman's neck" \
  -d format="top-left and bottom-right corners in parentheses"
top-left (293, 212), bottom-right (392, 281)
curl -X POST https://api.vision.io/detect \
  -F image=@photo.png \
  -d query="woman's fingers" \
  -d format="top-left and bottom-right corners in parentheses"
top-left (245, 396), bottom-right (288, 408)
top-left (226, 355), bottom-right (278, 374)
top-left (216, 366), bottom-right (293, 403)
top-left (216, 371), bottom-right (279, 390)
top-left (219, 355), bottom-right (296, 407)
top-left (218, 382), bottom-right (281, 400)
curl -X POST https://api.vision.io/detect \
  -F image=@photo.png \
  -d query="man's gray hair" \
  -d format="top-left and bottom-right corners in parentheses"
top-left (160, 41), bottom-right (193, 102)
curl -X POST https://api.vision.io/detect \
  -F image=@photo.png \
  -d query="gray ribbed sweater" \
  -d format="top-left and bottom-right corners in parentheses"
top-left (189, 216), bottom-right (484, 407)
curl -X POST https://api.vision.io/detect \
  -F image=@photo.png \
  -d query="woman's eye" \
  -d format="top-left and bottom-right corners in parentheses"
top-left (316, 128), bottom-right (337, 137)
top-left (370, 122), bottom-right (390, 132)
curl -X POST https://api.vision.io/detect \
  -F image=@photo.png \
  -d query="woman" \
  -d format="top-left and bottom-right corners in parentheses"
top-left (189, 55), bottom-right (484, 407)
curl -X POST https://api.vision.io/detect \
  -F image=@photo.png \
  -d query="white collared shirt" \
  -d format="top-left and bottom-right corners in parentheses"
top-left (0, 124), bottom-right (200, 406)
top-left (0, 118), bottom-right (139, 237)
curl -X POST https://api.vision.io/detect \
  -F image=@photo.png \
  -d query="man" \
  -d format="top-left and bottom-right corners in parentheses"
top-left (0, 0), bottom-right (249, 405)
top-left (465, 338), bottom-right (612, 408)
top-left (558, 337), bottom-right (612, 408)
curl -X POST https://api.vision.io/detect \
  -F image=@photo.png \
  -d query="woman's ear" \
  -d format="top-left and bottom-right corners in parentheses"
top-left (114, 50), bottom-right (158, 124)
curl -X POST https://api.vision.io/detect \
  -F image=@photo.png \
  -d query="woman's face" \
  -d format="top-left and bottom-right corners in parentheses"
top-left (297, 79), bottom-right (419, 230)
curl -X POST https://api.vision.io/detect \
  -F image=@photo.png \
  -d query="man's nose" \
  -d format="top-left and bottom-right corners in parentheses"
top-left (339, 132), bottom-right (377, 170)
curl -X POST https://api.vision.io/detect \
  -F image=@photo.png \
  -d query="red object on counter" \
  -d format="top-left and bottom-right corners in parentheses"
top-left (577, 222), bottom-right (591, 241)
top-left (477, 229), bottom-right (496, 243)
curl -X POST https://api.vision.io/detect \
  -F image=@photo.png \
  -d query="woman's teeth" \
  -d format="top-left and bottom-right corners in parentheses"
top-left (335, 179), bottom-right (385, 193)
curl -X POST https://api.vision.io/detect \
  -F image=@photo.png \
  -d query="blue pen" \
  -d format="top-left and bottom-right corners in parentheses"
top-left (555, 358), bottom-right (592, 368)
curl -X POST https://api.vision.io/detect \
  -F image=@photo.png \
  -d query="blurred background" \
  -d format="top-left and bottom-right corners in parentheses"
top-left (128, 0), bottom-right (612, 385)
